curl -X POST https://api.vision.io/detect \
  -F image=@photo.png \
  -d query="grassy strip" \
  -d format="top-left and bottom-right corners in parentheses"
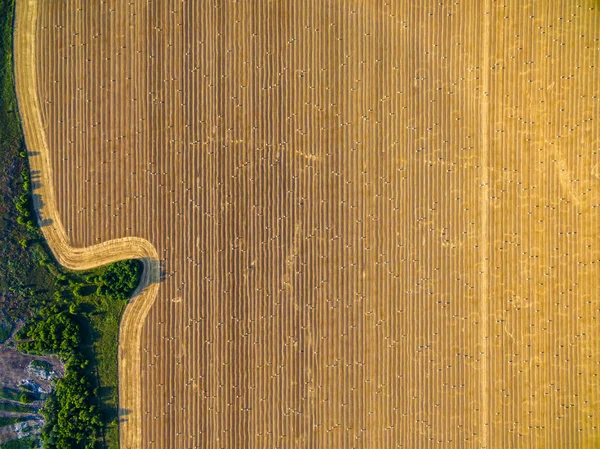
top-left (0, 1), bottom-right (142, 448)
top-left (0, 388), bottom-right (38, 405)
top-left (0, 415), bottom-right (31, 427)
top-left (82, 296), bottom-right (128, 446)
top-left (0, 388), bottom-right (21, 403)
top-left (0, 437), bottom-right (39, 449)
top-left (0, 401), bottom-right (35, 415)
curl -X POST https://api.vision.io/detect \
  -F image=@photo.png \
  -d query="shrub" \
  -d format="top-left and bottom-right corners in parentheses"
top-left (19, 393), bottom-right (35, 404)
top-left (97, 260), bottom-right (142, 301)
top-left (40, 355), bottom-right (102, 449)
top-left (30, 360), bottom-right (52, 371)
top-left (18, 311), bottom-right (81, 357)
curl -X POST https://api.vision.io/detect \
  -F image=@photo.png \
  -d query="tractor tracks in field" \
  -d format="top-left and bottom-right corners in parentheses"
top-left (478, 1), bottom-right (491, 448)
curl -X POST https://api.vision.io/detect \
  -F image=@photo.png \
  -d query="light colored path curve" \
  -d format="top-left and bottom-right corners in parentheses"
top-left (14, 0), bottom-right (158, 447)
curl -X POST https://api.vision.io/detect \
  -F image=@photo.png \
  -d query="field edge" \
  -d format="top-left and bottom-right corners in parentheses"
top-left (12, 1), bottom-right (160, 448)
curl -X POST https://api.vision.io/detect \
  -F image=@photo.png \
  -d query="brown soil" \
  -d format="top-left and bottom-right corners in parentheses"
top-left (0, 345), bottom-right (61, 393)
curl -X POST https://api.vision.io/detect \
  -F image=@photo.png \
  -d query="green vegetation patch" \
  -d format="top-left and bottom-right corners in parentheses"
top-left (29, 361), bottom-right (52, 372)
top-left (0, 0), bottom-right (51, 324)
top-left (0, 387), bottom-right (39, 405)
top-left (0, 415), bottom-right (30, 427)
top-left (14, 260), bottom-right (141, 449)
top-left (0, 416), bottom-right (29, 427)
top-left (0, 401), bottom-right (36, 415)
top-left (0, 437), bottom-right (39, 449)
top-left (0, 320), bottom-right (11, 343)
top-left (0, 387), bottom-right (22, 402)
top-left (40, 356), bottom-right (102, 449)
top-left (17, 310), bottom-right (81, 357)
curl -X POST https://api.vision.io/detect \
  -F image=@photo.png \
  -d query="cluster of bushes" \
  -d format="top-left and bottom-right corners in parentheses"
top-left (0, 387), bottom-right (21, 402)
top-left (51, 260), bottom-right (142, 302)
top-left (18, 392), bottom-right (36, 404)
top-left (30, 360), bottom-right (52, 372)
top-left (13, 259), bottom-right (143, 448)
top-left (0, 387), bottom-right (38, 404)
top-left (40, 356), bottom-right (101, 449)
top-left (0, 416), bottom-right (30, 427)
top-left (0, 437), bottom-right (40, 449)
top-left (0, 400), bottom-right (34, 414)
top-left (96, 260), bottom-right (142, 300)
top-left (14, 171), bottom-right (35, 232)
top-left (16, 307), bottom-right (81, 357)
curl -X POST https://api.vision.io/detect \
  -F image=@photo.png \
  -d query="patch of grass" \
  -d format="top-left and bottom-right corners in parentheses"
top-left (18, 385), bottom-right (43, 400)
top-left (0, 415), bottom-right (30, 427)
top-left (29, 360), bottom-right (52, 372)
top-left (0, 437), bottom-right (39, 449)
top-left (0, 387), bottom-right (22, 402)
top-left (0, 401), bottom-right (36, 414)
top-left (0, 321), bottom-right (11, 343)
top-left (83, 296), bottom-right (128, 447)
top-left (18, 393), bottom-right (35, 404)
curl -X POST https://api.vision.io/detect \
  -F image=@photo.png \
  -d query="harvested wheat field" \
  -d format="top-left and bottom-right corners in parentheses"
top-left (13, 0), bottom-right (600, 447)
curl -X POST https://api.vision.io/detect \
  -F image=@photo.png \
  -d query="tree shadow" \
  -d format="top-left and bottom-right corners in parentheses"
top-left (129, 258), bottom-right (164, 303)
top-left (99, 386), bottom-right (116, 418)
top-left (118, 407), bottom-right (131, 423)
top-left (159, 259), bottom-right (167, 282)
top-left (29, 169), bottom-right (53, 227)
top-left (78, 302), bottom-right (95, 316)
top-left (29, 169), bottom-right (41, 189)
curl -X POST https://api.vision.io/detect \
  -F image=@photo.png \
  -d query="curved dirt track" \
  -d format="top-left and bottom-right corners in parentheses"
top-left (14, 0), bottom-right (159, 446)
top-left (14, 0), bottom-right (600, 448)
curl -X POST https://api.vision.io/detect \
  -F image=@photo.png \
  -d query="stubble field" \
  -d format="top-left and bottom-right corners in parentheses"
top-left (14, 0), bottom-right (600, 448)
